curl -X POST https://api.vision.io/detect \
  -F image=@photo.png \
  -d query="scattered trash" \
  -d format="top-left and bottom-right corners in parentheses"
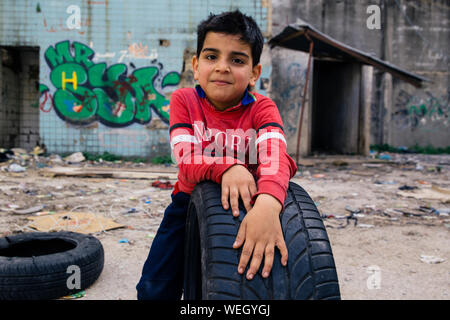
top-left (49, 154), bottom-right (64, 164)
top-left (379, 154), bottom-right (392, 161)
top-left (415, 163), bottom-right (424, 171)
top-left (345, 206), bottom-right (360, 214)
top-left (119, 238), bottom-right (129, 243)
top-left (397, 185), bottom-right (450, 203)
top-left (151, 180), bottom-right (174, 189)
top-left (349, 170), bottom-right (373, 176)
top-left (358, 224), bottom-right (375, 228)
top-left (35, 211), bottom-right (56, 216)
top-left (362, 163), bottom-right (383, 168)
top-left (416, 180), bottom-right (430, 185)
top-left (399, 185), bottom-right (418, 191)
top-left (312, 174), bottom-right (325, 179)
top-left (436, 208), bottom-right (450, 216)
top-left (11, 148), bottom-right (28, 155)
top-left (64, 152), bottom-right (86, 163)
top-left (123, 208), bottom-right (137, 214)
top-left (32, 145), bottom-right (45, 156)
top-left (7, 163), bottom-right (26, 173)
top-left (27, 211), bottom-right (125, 234)
top-left (420, 255), bottom-right (445, 264)
top-left (12, 204), bottom-right (45, 215)
top-left (0, 149), bottom-right (13, 163)
top-left (418, 206), bottom-right (440, 215)
top-left (374, 180), bottom-right (397, 185)
top-left (60, 290), bottom-right (86, 300)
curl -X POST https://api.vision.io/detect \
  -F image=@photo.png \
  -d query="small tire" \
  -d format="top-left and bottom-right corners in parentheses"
top-left (184, 181), bottom-right (340, 300)
top-left (0, 231), bottom-right (104, 300)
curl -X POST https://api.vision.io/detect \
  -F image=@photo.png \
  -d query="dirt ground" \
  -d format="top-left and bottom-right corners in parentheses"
top-left (0, 152), bottom-right (449, 300)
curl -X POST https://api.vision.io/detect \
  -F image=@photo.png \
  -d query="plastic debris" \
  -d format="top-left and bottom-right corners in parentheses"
top-left (358, 224), bottom-right (375, 228)
top-left (119, 238), bottom-right (129, 243)
top-left (123, 208), bottom-right (137, 214)
top-left (64, 152), bottom-right (86, 163)
top-left (379, 154), bottom-right (392, 160)
top-left (7, 163), bottom-right (26, 172)
top-left (374, 180), bottom-right (397, 185)
top-left (399, 185), bottom-right (418, 191)
top-left (151, 180), bottom-right (174, 189)
top-left (420, 255), bottom-right (445, 264)
top-left (13, 204), bottom-right (45, 215)
top-left (60, 290), bottom-right (86, 300)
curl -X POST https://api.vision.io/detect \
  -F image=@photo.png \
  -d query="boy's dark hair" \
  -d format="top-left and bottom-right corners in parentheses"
top-left (196, 10), bottom-right (264, 66)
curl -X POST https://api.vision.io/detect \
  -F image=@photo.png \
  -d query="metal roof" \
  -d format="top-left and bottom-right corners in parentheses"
top-left (269, 22), bottom-right (429, 88)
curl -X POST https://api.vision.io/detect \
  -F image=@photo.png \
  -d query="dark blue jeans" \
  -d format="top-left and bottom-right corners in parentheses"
top-left (136, 191), bottom-right (191, 300)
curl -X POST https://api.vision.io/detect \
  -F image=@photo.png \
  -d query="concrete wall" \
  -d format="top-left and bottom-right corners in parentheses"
top-left (0, 0), bottom-right (271, 156)
top-left (271, 0), bottom-right (449, 150)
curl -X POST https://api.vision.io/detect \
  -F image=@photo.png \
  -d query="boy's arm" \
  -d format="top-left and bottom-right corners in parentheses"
top-left (249, 99), bottom-right (298, 209)
top-left (233, 98), bottom-right (297, 280)
top-left (170, 90), bottom-right (245, 185)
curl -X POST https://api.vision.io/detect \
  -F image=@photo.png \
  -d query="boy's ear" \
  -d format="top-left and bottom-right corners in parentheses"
top-left (192, 55), bottom-right (199, 81)
top-left (249, 64), bottom-right (262, 87)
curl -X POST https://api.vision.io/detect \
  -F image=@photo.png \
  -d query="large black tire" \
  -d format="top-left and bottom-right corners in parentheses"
top-left (0, 231), bottom-right (104, 300)
top-left (184, 181), bottom-right (340, 300)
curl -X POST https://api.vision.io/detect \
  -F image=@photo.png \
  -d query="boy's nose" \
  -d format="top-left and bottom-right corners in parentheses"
top-left (215, 59), bottom-right (230, 73)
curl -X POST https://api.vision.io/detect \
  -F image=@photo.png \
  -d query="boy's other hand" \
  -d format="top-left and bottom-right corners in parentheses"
top-left (221, 164), bottom-right (257, 216)
top-left (233, 194), bottom-right (288, 280)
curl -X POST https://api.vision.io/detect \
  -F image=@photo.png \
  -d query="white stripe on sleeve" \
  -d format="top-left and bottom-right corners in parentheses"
top-left (170, 134), bottom-right (199, 149)
top-left (255, 132), bottom-right (287, 146)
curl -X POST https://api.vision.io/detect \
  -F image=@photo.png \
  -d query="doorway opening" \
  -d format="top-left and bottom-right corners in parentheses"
top-left (0, 46), bottom-right (40, 150)
top-left (311, 59), bottom-right (362, 155)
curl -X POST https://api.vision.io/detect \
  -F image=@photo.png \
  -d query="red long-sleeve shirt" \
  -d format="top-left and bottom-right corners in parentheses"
top-left (169, 85), bottom-right (298, 208)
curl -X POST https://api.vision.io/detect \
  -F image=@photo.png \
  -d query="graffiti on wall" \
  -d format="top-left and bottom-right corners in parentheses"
top-left (392, 89), bottom-right (449, 129)
top-left (40, 40), bottom-right (180, 127)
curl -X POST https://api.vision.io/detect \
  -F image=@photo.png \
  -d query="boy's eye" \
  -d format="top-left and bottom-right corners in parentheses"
top-left (206, 55), bottom-right (217, 60)
top-left (232, 58), bottom-right (244, 64)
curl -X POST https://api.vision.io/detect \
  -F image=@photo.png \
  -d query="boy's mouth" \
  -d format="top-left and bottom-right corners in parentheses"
top-left (211, 80), bottom-right (232, 86)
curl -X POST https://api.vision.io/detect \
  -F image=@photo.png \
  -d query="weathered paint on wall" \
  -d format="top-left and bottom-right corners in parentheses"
top-left (0, 0), bottom-right (270, 156)
top-left (272, 0), bottom-right (449, 150)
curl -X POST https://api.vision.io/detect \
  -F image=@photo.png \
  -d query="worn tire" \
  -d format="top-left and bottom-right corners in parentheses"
top-left (0, 231), bottom-right (104, 300)
top-left (184, 181), bottom-right (340, 300)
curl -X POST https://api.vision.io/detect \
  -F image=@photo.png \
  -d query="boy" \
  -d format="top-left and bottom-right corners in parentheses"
top-left (136, 10), bottom-right (298, 300)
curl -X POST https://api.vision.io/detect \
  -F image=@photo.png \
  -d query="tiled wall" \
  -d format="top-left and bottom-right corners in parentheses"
top-left (0, 0), bottom-right (270, 156)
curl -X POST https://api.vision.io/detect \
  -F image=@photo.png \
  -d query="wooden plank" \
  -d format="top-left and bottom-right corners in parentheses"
top-left (39, 166), bottom-right (178, 180)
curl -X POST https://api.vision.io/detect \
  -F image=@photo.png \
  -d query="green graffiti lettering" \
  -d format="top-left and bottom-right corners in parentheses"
top-left (41, 41), bottom-right (180, 127)
top-left (73, 42), bottom-right (95, 68)
top-left (162, 71), bottom-right (181, 88)
top-left (44, 41), bottom-right (74, 68)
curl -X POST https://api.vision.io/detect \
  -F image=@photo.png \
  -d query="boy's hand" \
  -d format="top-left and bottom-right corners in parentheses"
top-left (221, 164), bottom-right (257, 216)
top-left (233, 194), bottom-right (288, 280)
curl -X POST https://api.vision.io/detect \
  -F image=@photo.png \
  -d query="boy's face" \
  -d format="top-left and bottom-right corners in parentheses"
top-left (192, 32), bottom-right (262, 111)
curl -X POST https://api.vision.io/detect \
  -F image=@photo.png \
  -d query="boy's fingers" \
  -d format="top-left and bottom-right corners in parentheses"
top-left (221, 186), bottom-right (230, 210)
top-left (240, 188), bottom-right (252, 213)
top-left (230, 187), bottom-right (239, 217)
top-left (262, 245), bottom-right (275, 278)
top-left (247, 243), bottom-right (265, 280)
top-left (238, 240), bottom-right (254, 275)
top-left (233, 220), bottom-right (246, 249)
top-left (277, 238), bottom-right (289, 266)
